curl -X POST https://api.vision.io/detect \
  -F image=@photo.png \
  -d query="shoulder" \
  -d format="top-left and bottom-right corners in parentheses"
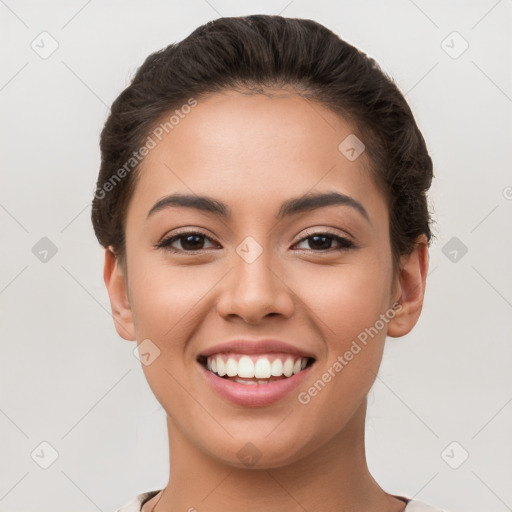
top-left (405, 499), bottom-right (451, 511)
top-left (113, 490), bottom-right (161, 512)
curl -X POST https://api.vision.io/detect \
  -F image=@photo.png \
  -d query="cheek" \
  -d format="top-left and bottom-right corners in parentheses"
top-left (128, 263), bottom-right (203, 421)
top-left (290, 260), bottom-right (390, 409)
top-left (126, 262), bottom-right (223, 402)
top-left (295, 257), bottom-right (391, 339)
top-left (128, 260), bottom-right (212, 340)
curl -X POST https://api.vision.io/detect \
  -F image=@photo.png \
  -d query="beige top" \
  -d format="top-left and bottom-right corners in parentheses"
top-left (114, 490), bottom-right (449, 512)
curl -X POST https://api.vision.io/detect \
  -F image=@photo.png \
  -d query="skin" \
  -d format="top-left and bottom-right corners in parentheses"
top-left (104, 89), bottom-right (429, 512)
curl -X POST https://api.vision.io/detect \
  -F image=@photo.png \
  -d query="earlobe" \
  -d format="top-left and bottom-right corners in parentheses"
top-left (103, 246), bottom-right (136, 341)
top-left (387, 235), bottom-right (429, 338)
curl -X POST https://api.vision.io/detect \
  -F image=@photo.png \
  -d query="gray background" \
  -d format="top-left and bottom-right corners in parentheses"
top-left (1, 1), bottom-right (511, 511)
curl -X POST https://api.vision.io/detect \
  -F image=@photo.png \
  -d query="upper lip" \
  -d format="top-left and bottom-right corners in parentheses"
top-left (198, 339), bottom-right (317, 360)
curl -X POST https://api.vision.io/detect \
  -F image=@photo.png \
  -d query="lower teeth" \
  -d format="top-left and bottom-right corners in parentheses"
top-left (205, 367), bottom-right (305, 384)
top-left (234, 378), bottom-right (270, 385)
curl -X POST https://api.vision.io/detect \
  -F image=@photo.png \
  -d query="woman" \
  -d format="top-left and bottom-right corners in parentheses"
top-left (92, 14), bottom-right (447, 512)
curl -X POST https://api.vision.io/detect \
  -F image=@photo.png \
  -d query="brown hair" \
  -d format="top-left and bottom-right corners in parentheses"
top-left (91, 14), bottom-right (434, 274)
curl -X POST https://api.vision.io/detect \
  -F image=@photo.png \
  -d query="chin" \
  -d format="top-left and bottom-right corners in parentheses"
top-left (199, 427), bottom-right (322, 470)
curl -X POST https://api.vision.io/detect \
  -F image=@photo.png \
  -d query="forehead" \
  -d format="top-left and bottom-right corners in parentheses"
top-left (126, 90), bottom-right (387, 227)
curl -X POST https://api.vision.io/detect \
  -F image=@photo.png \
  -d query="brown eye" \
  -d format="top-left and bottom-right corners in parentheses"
top-left (156, 232), bottom-right (218, 252)
top-left (293, 232), bottom-right (355, 251)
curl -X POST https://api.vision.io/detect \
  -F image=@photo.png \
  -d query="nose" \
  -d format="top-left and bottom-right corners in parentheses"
top-left (216, 244), bottom-right (295, 325)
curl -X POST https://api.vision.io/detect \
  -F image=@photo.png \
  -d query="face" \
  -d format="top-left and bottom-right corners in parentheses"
top-left (105, 89), bottom-right (425, 469)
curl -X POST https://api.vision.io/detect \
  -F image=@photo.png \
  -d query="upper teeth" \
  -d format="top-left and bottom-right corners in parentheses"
top-left (206, 355), bottom-right (308, 379)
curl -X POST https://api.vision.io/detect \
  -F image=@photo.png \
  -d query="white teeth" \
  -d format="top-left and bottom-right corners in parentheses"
top-left (254, 358), bottom-right (271, 378)
top-left (270, 358), bottom-right (283, 376)
top-left (238, 356), bottom-right (255, 378)
top-left (226, 358), bottom-right (238, 377)
top-left (283, 358), bottom-right (294, 377)
top-left (234, 378), bottom-right (272, 385)
top-left (216, 357), bottom-right (226, 376)
top-left (205, 354), bottom-right (310, 380)
top-left (235, 378), bottom-right (257, 385)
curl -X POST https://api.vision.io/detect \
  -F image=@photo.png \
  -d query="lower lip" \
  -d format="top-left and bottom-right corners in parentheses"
top-left (197, 360), bottom-right (313, 407)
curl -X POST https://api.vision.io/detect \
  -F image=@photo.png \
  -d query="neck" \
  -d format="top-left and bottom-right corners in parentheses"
top-left (153, 400), bottom-right (404, 512)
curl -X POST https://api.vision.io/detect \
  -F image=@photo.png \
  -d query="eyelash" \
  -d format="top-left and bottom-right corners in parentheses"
top-left (154, 230), bottom-right (356, 254)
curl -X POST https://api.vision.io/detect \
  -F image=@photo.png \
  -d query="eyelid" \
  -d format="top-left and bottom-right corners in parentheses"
top-left (155, 228), bottom-right (219, 251)
top-left (292, 228), bottom-right (356, 251)
top-left (296, 227), bottom-right (354, 243)
top-left (157, 227), bottom-right (215, 243)
top-left (155, 227), bottom-right (357, 253)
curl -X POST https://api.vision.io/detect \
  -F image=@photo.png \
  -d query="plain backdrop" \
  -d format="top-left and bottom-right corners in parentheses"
top-left (1, 1), bottom-right (511, 511)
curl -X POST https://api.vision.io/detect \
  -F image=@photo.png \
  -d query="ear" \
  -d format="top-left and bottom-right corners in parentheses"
top-left (103, 246), bottom-right (136, 341)
top-left (387, 234), bottom-right (429, 338)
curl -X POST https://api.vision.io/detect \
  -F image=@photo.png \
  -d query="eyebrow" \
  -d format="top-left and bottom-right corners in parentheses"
top-left (146, 191), bottom-right (370, 224)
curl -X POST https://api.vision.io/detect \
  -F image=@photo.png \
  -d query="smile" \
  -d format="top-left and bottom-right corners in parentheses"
top-left (202, 353), bottom-right (313, 383)
top-left (197, 353), bottom-right (316, 406)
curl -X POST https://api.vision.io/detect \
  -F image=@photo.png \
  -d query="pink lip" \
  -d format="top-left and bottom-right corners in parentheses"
top-left (199, 338), bottom-right (316, 359)
top-left (197, 360), bottom-right (314, 407)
